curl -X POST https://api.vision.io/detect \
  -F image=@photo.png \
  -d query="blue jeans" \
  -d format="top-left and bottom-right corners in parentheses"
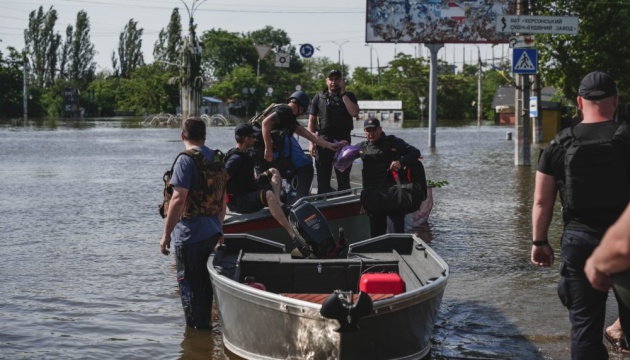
top-left (558, 229), bottom-right (608, 360)
top-left (175, 233), bottom-right (221, 329)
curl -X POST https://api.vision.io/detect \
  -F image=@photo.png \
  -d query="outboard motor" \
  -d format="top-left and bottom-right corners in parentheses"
top-left (320, 290), bottom-right (373, 332)
top-left (289, 202), bottom-right (336, 259)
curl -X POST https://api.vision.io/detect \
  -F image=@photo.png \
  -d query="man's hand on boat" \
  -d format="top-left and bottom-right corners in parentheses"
top-left (160, 235), bottom-right (171, 255)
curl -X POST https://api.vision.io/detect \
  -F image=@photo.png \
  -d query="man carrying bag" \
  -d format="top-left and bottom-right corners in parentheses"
top-left (356, 118), bottom-right (425, 237)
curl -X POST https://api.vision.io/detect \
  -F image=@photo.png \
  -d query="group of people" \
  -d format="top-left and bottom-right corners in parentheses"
top-left (158, 70), bottom-right (630, 360)
top-left (158, 69), bottom-right (422, 329)
top-left (532, 71), bottom-right (630, 359)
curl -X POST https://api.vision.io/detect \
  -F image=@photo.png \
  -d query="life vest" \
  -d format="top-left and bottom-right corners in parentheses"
top-left (316, 91), bottom-right (353, 135)
top-left (159, 148), bottom-right (227, 219)
top-left (555, 123), bottom-right (630, 211)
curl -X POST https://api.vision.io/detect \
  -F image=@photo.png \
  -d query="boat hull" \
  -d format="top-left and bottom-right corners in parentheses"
top-left (224, 188), bottom-right (370, 246)
top-left (209, 234), bottom-right (449, 360)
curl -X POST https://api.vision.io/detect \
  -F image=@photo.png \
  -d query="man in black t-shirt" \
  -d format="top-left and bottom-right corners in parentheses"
top-left (532, 71), bottom-right (630, 359)
top-left (308, 69), bottom-right (360, 194)
top-left (251, 91), bottom-right (343, 203)
top-left (225, 124), bottom-right (296, 240)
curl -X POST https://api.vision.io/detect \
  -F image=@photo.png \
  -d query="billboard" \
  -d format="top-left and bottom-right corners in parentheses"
top-left (366, 0), bottom-right (516, 44)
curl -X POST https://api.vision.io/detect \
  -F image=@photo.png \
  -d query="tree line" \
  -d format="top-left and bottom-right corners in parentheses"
top-left (1, 3), bottom-right (629, 122)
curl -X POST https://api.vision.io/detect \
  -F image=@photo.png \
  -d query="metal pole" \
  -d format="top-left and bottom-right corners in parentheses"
top-left (369, 47), bottom-right (373, 75)
top-left (426, 43), bottom-right (444, 149)
top-left (23, 55), bottom-right (28, 123)
top-left (514, 0), bottom-right (531, 166)
top-left (477, 46), bottom-right (482, 127)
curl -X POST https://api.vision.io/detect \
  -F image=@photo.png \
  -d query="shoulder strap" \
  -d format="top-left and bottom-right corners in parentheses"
top-left (224, 147), bottom-right (239, 162)
top-left (553, 127), bottom-right (574, 148)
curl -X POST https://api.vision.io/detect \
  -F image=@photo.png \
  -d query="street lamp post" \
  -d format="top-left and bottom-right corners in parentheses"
top-left (332, 40), bottom-right (349, 75)
top-left (364, 44), bottom-right (381, 84)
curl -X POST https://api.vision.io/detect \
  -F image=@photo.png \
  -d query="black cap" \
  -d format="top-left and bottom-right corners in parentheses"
top-left (235, 123), bottom-right (258, 137)
top-left (364, 117), bottom-right (380, 129)
top-left (327, 69), bottom-right (342, 78)
top-left (579, 71), bottom-right (617, 100)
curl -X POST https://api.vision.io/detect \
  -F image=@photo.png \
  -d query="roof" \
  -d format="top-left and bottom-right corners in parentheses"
top-left (202, 96), bottom-right (222, 103)
top-left (491, 86), bottom-right (561, 109)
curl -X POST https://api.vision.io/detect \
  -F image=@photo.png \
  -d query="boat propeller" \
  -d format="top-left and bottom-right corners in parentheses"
top-left (320, 290), bottom-right (373, 333)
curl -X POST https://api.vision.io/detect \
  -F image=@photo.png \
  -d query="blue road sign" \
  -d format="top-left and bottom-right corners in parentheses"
top-left (299, 44), bottom-right (315, 58)
top-left (512, 48), bottom-right (538, 74)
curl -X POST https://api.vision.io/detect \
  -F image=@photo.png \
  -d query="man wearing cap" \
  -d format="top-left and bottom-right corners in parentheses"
top-left (308, 69), bottom-right (360, 194)
top-left (532, 71), bottom-right (630, 359)
top-left (355, 117), bottom-right (421, 237)
top-left (225, 123), bottom-right (298, 240)
top-left (252, 90), bottom-right (342, 203)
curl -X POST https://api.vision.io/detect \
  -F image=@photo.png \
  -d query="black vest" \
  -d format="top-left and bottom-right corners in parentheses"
top-left (555, 123), bottom-right (630, 212)
top-left (317, 91), bottom-right (353, 135)
top-left (359, 136), bottom-right (399, 187)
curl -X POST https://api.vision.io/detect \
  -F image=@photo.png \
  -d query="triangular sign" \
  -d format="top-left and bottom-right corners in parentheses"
top-left (514, 51), bottom-right (535, 70)
top-left (254, 44), bottom-right (271, 60)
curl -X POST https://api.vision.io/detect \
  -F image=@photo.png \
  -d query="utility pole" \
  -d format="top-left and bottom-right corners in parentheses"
top-left (23, 53), bottom-right (28, 124)
top-left (514, 0), bottom-right (531, 165)
top-left (476, 45), bottom-right (483, 127)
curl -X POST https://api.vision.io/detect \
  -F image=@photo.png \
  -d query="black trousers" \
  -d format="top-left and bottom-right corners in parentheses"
top-left (316, 133), bottom-right (351, 194)
top-left (368, 212), bottom-right (405, 237)
top-left (557, 229), bottom-right (630, 360)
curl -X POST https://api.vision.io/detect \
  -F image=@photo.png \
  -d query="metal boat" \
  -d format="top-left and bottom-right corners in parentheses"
top-left (208, 231), bottom-right (449, 359)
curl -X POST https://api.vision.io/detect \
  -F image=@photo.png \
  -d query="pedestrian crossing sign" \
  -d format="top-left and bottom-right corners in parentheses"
top-left (512, 48), bottom-right (538, 74)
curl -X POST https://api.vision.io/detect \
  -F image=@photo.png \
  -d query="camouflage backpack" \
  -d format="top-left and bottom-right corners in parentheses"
top-left (159, 148), bottom-right (227, 219)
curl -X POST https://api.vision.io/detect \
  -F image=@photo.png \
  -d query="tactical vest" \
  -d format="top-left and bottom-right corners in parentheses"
top-left (159, 148), bottom-right (227, 219)
top-left (359, 135), bottom-right (400, 187)
top-left (250, 103), bottom-right (297, 153)
top-left (316, 92), bottom-right (353, 135)
top-left (555, 123), bottom-right (630, 211)
top-left (359, 136), bottom-right (427, 195)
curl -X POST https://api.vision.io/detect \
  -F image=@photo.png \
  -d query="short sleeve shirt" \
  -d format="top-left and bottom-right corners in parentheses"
top-left (169, 146), bottom-right (223, 246)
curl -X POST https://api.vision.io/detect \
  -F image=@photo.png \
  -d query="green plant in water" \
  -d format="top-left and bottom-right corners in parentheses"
top-left (427, 179), bottom-right (449, 188)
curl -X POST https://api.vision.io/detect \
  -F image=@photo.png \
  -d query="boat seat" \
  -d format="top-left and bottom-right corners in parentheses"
top-left (280, 293), bottom-right (395, 305)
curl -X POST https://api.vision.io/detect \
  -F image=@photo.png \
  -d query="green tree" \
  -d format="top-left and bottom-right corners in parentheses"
top-left (24, 6), bottom-right (61, 87)
top-left (88, 71), bottom-right (122, 116)
top-left (200, 29), bottom-right (257, 81)
top-left (117, 64), bottom-right (178, 114)
top-left (114, 19), bottom-right (144, 78)
top-left (58, 25), bottom-right (73, 80)
top-left (0, 49), bottom-right (25, 118)
top-left (205, 66), bottom-right (260, 118)
top-left (69, 10), bottom-right (95, 88)
top-left (536, 1), bottom-right (630, 103)
top-left (154, 8), bottom-right (182, 72)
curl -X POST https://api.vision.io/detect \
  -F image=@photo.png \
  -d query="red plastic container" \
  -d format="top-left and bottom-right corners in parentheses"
top-left (359, 273), bottom-right (405, 295)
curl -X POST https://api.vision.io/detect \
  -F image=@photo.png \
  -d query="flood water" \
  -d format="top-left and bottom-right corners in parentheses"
top-left (0, 118), bottom-right (624, 359)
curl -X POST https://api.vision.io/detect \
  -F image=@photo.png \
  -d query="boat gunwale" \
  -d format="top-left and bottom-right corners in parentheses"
top-left (209, 234), bottom-right (449, 316)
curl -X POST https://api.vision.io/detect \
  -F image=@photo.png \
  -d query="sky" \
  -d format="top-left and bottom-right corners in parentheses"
top-left (0, 0), bottom-right (512, 75)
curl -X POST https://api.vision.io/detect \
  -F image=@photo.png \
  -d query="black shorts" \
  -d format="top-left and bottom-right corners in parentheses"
top-left (230, 184), bottom-right (271, 213)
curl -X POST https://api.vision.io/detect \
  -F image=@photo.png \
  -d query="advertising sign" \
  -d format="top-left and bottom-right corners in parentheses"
top-left (366, 0), bottom-right (516, 44)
